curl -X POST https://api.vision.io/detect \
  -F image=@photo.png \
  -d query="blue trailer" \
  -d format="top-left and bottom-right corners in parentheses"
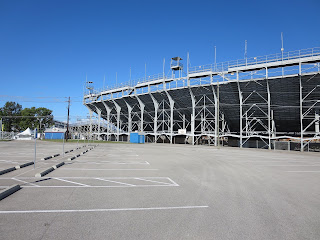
top-left (44, 128), bottom-right (67, 140)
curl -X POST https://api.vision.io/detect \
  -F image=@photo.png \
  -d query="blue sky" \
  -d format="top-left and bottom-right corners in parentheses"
top-left (1, 0), bottom-right (319, 122)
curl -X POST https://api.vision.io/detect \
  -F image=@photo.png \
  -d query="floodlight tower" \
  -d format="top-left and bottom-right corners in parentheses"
top-left (171, 57), bottom-right (183, 79)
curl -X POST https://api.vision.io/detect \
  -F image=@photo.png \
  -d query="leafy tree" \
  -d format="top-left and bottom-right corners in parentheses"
top-left (19, 107), bottom-right (37, 130)
top-left (20, 107), bottom-right (53, 132)
top-left (0, 102), bottom-right (22, 131)
top-left (0, 102), bottom-right (54, 132)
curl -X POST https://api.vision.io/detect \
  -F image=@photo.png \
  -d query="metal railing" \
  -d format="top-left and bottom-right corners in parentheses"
top-left (0, 131), bottom-right (15, 140)
top-left (85, 47), bottom-right (320, 96)
top-left (189, 47), bottom-right (320, 73)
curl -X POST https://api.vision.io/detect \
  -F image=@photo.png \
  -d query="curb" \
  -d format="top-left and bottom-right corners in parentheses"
top-left (0, 185), bottom-right (21, 201)
top-left (41, 156), bottom-right (52, 160)
top-left (52, 162), bottom-right (65, 169)
top-left (35, 167), bottom-right (54, 177)
top-left (0, 167), bottom-right (17, 176)
top-left (67, 156), bottom-right (76, 161)
top-left (16, 161), bottom-right (34, 169)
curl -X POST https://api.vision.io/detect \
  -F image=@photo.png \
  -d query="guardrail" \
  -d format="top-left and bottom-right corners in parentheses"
top-left (189, 47), bottom-right (320, 73)
top-left (85, 47), bottom-right (320, 96)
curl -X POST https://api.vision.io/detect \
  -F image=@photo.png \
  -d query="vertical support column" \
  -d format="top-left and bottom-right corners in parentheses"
top-left (112, 100), bottom-right (121, 142)
top-left (150, 94), bottom-right (159, 143)
top-left (299, 63), bottom-right (304, 152)
top-left (315, 111), bottom-right (320, 135)
top-left (266, 67), bottom-right (271, 150)
top-left (189, 88), bottom-right (195, 145)
top-left (183, 114), bottom-right (186, 129)
top-left (125, 101), bottom-right (132, 140)
top-left (102, 101), bottom-right (111, 141)
top-left (212, 85), bottom-right (218, 146)
top-left (237, 71), bottom-right (243, 148)
top-left (89, 108), bottom-right (93, 141)
top-left (136, 96), bottom-right (145, 132)
top-left (165, 91), bottom-right (175, 144)
top-left (271, 110), bottom-right (276, 138)
top-left (95, 107), bottom-right (101, 141)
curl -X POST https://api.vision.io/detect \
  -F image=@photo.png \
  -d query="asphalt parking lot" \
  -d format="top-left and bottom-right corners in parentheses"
top-left (1, 140), bottom-right (320, 240)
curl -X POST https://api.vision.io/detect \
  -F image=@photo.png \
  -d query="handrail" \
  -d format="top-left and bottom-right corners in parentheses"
top-left (85, 47), bottom-right (320, 95)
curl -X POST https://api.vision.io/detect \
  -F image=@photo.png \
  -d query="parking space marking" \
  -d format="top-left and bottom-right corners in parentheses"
top-left (0, 205), bottom-right (209, 214)
top-left (69, 161), bottom-right (150, 165)
top-left (260, 165), bottom-right (320, 167)
top-left (285, 171), bottom-right (320, 173)
top-left (0, 177), bottom-right (178, 188)
top-left (54, 177), bottom-right (90, 186)
top-left (11, 178), bottom-right (39, 187)
top-left (134, 178), bottom-right (174, 185)
top-left (59, 168), bottom-right (158, 171)
top-left (95, 178), bottom-right (136, 186)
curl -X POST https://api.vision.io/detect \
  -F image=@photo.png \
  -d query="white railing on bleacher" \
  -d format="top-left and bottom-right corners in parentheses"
top-left (86, 47), bottom-right (320, 95)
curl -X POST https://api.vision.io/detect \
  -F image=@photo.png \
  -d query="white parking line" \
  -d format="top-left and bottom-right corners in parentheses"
top-left (54, 177), bottom-right (90, 187)
top-left (0, 176), bottom-right (179, 188)
top-left (95, 178), bottom-right (136, 186)
top-left (11, 178), bottom-right (39, 187)
top-left (0, 206), bottom-right (209, 214)
top-left (260, 165), bottom-right (320, 167)
top-left (59, 168), bottom-right (158, 171)
top-left (134, 178), bottom-right (173, 185)
top-left (285, 171), bottom-right (320, 173)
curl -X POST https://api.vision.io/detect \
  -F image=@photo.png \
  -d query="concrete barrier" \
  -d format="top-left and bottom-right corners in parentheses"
top-left (52, 154), bottom-right (60, 158)
top-left (0, 184), bottom-right (21, 201)
top-left (15, 161), bottom-right (34, 169)
top-left (35, 167), bottom-right (54, 177)
top-left (52, 162), bottom-right (65, 169)
top-left (67, 156), bottom-right (76, 161)
top-left (0, 167), bottom-right (17, 176)
top-left (41, 156), bottom-right (52, 160)
top-left (76, 154), bottom-right (80, 157)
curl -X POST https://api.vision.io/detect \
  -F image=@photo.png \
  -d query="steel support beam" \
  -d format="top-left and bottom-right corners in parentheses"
top-left (136, 96), bottom-right (145, 132)
top-left (189, 88), bottom-right (195, 145)
top-left (112, 100), bottom-right (121, 142)
top-left (150, 93), bottom-right (159, 142)
top-left (125, 101), bottom-right (133, 140)
top-left (237, 71), bottom-right (243, 148)
top-left (165, 91), bottom-right (175, 144)
top-left (266, 67), bottom-right (271, 150)
top-left (102, 101), bottom-right (111, 141)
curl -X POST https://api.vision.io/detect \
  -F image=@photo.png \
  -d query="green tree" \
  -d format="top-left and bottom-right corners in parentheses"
top-left (35, 107), bottom-right (54, 132)
top-left (0, 102), bottom-right (22, 131)
top-left (20, 107), bottom-right (53, 132)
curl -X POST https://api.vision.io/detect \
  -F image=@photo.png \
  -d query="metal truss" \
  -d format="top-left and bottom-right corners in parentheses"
top-left (237, 69), bottom-right (274, 149)
top-left (299, 64), bottom-right (320, 151)
top-left (83, 47), bottom-right (320, 150)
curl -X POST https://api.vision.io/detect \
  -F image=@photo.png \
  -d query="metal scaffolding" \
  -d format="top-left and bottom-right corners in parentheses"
top-left (83, 47), bottom-right (320, 151)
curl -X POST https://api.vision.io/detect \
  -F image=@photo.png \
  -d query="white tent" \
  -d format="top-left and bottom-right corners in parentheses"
top-left (16, 128), bottom-right (34, 140)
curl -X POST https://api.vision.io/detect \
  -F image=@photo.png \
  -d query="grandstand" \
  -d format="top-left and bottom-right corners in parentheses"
top-left (83, 47), bottom-right (320, 151)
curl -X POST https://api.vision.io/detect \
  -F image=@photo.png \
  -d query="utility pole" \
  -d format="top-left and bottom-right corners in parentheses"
top-left (66, 97), bottom-right (71, 141)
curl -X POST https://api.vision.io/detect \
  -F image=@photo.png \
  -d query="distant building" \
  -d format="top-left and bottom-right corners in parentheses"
top-left (44, 127), bottom-right (67, 140)
top-left (53, 120), bottom-right (67, 129)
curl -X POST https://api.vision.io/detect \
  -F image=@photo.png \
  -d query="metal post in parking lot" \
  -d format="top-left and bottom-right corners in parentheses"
top-left (62, 135), bottom-right (65, 157)
top-left (34, 128), bottom-right (37, 169)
